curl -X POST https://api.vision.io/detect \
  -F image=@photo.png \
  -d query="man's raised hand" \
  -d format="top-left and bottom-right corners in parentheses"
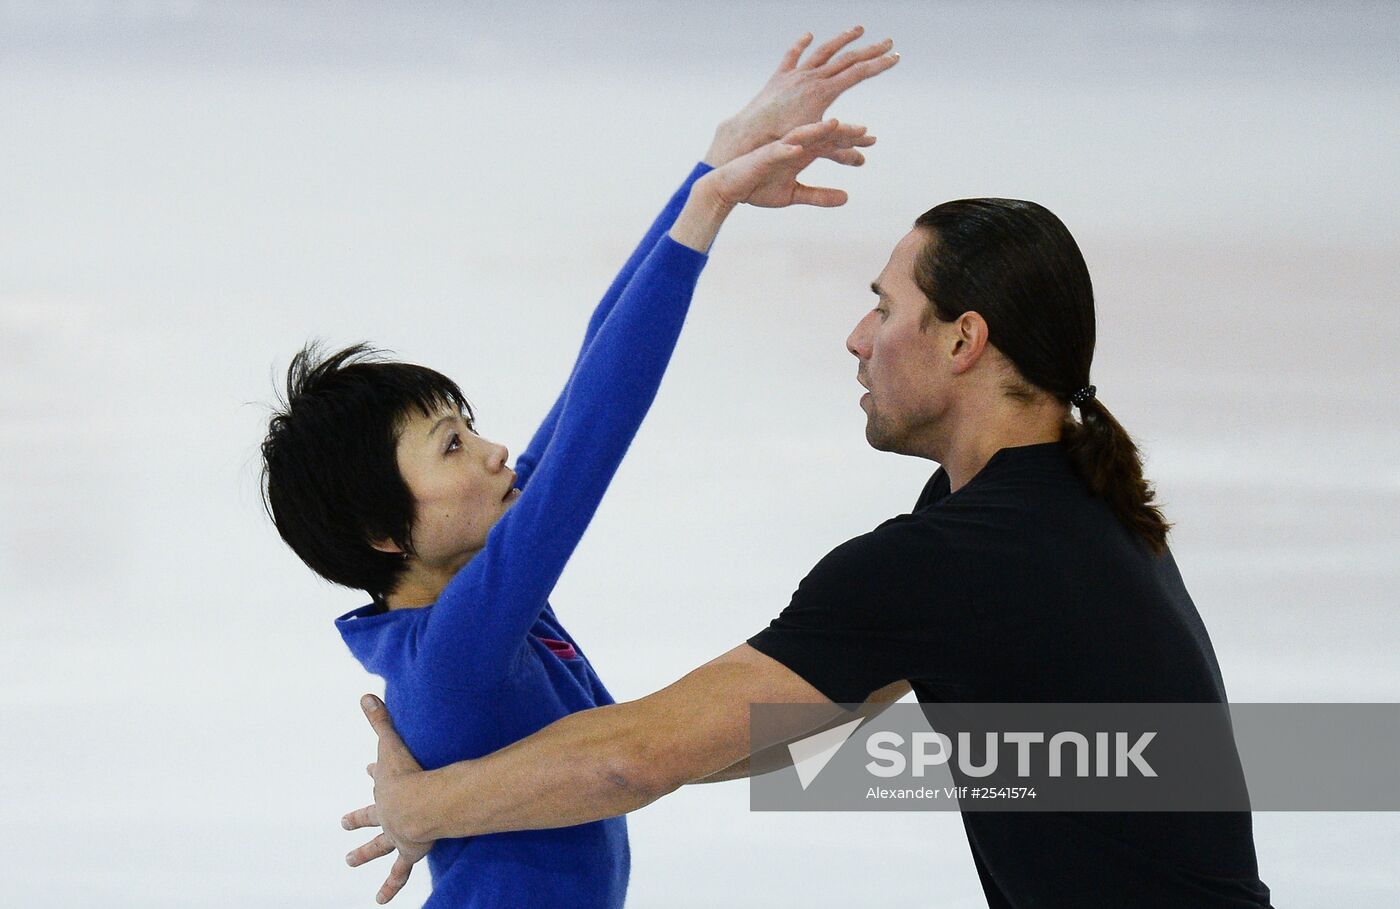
top-left (704, 26), bottom-right (899, 167)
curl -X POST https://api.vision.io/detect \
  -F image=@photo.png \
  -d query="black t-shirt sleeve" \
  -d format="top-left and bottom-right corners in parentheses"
top-left (748, 520), bottom-right (967, 705)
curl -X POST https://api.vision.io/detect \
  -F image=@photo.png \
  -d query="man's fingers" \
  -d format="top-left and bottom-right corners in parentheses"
top-left (831, 52), bottom-right (900, 93)
top-left (377, 854), bottom-right (416, 905)
top-left (361, 694), bottom-right (394, 734)
top-left (346, 832), bottom-right (396, 868)
top-left (819, 38), bottom-right (894, 77)
top-left (361, 693), bottom-right (421, 770)
top-left (342, 803), bottom-right (381, 831)
top-left (792, 184), bottom-right (849, 208)
top-left (777, 32), bottom-right (813, 71)
top-left (803, 25), bottom-right (864, 69)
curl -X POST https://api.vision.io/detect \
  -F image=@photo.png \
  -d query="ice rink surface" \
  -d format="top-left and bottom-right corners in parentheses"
top-left (2, 1), bottom-right (1397, 905)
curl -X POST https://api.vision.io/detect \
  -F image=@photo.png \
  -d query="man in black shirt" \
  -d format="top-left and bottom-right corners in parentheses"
top-left (749, 445), bottom-right (1268, 906)
top-left (344, 200), bottom-right (1272, 906)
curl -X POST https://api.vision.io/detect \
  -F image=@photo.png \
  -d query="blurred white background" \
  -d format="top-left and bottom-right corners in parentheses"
top-left (2, 1), bottom-right (1397, 906)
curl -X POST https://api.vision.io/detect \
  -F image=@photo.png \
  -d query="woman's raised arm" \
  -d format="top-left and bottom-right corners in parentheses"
top-left (416, 121), bottom-right (879, 689)
top-left (514, 28), bottom-right (898, 488)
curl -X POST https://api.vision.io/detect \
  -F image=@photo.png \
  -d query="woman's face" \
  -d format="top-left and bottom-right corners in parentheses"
top-left (387, 405), bottom-right (521, 574)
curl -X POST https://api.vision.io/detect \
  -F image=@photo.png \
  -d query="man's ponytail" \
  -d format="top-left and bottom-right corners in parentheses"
top-left (914, 198), bottom-right (1172, 556)
top-left (1060, 397), bottom-right (1171, 555)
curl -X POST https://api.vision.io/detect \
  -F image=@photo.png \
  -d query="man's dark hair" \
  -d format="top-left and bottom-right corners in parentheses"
top-left (259, 342), bottom-right (474, 604)
top-left (912, 199), bottom-right (1171, 555)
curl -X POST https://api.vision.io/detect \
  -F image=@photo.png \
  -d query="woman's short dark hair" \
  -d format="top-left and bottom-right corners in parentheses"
top-left (912, 199), bottom-right (1171, 555)
top-left (259, 342), bottom-right (473, 604)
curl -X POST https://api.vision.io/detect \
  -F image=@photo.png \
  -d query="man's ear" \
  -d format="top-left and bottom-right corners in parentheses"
top-left (948, 311), bottom-right (990, 374)
top-left (370, 537), bottom-right (405, 555)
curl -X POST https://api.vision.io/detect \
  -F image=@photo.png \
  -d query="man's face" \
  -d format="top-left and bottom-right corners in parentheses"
top-left (391, 406), bottom-right (521, 570)
top-left (846, 229), bottom-right (952, 454)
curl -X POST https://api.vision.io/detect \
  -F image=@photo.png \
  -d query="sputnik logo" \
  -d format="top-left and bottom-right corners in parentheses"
top-left (787, 717), bottom-right (865, 790)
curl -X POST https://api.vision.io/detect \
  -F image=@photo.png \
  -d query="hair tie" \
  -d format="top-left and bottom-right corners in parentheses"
top-left (1070, 385), bottom-right (1096, 408)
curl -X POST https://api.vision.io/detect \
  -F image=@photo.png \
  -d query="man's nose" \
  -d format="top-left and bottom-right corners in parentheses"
top-left (847, 313), bottom-right (871, 359)
top-left (492, 444), bottom-right (510, 470)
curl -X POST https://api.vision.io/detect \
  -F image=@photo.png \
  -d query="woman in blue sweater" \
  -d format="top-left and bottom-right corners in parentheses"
top-left (259, 29), bottom-right (898, 908)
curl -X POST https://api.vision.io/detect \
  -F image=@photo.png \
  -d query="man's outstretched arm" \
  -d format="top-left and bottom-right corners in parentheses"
top-left (692, 676), bottom-right (912, 784)
top-left (349, 645), bottom-right (831, 844)
top-left (342, 643), bottom-right (887, 902)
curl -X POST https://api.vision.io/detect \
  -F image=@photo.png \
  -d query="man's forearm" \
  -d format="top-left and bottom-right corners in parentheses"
top-left (405, 701), bottom-right (686, 842)
top-left (690, 678), bottom-right (914, 785)
top-left (368, 647), bottom-right (846, 844)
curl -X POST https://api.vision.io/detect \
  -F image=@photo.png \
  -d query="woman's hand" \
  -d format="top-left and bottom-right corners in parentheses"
top-left (342, 695), bottom-right (436, 905)
top-left (670, 119), bottom-right (875, 252)
top-left (704, 26), bottom-right (898, 168)
top-left (707, 119), bottom-right (875, 209)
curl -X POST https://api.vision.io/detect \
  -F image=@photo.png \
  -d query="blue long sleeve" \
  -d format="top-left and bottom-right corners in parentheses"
top-left (411, 240), bottom-right (707, 688)
top-left (513, 162), bottom-right (712, 490)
